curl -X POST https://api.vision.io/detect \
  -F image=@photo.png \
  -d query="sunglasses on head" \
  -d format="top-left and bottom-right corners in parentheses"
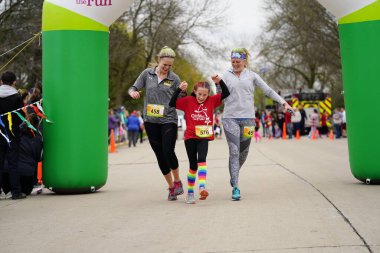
top-left (231, 52), bottom-right (246, 60)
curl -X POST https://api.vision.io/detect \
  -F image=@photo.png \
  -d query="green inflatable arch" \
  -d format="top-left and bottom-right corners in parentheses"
top-left (41, 0), bottom-right (380, 193)
top-left (318, 0), bottom-right (380, 184)
top-left (42, 0), bottom-right (134, 193)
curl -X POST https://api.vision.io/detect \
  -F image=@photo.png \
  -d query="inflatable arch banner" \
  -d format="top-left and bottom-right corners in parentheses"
top-left (317, 0), bottom-right (380, 184)
top-left (42, 0), bottom-right (134, 193)
top-left (42, 0), bottom-right (380, 193)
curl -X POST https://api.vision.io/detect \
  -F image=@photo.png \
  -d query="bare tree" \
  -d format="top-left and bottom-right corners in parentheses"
top-left (121, 0), bottom-right (225, 66)
top-left (109, 0), bottom-right (225, 107)
top-left (0, 0), bottom-right (42, 87)
top-left (1, 0), bottom-right (225, 108)
top-left (256, 0), bottom-right (342, 98)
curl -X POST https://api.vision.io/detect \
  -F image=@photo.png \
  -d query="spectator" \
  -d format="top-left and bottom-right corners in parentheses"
top-left (276, 108), bottom-right (285, 137)
top-left (0, 71), bottom-right (26, 199)
top-left (320, 111), bottom-right (329, 136)
top-left (254, 111), bottom-right (262, 141)
top-left (308, 109), bottom-right (320, 138)
top-left (28, 86), bottom-right (42, 104)
top-left (264, 111), bottom-right (273, 139)
top-left (214, 111), bottom-right (222, 139)
top-left (299, 104), bottom-right (307, 135)
top-left (284, 110), bottom-right (293, 139)
top-left (291, 108), bottom-right (302, 136)
top-left (341, 107), bottom-right (347, 137)
top-left (18, 89), bottom-right (29, 105)
top-left (332, 108), bottom-right (342, 139)
top-left (126, 111), bottom-right (140, 147)
top-left (137, 110), bottom-right (144, 143)
top-left (261, 111), bottom-right (267, 137)
top-left (2, 113), bottom-right (42, 195)
top-left (108, 109), bottom-right (118, 144)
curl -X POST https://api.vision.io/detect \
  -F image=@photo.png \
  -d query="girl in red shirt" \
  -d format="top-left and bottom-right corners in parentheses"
top-left (169, 75), bottom-right (229, 204)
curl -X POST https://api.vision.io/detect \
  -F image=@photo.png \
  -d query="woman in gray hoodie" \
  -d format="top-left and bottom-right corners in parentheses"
top-left (218, 48), bottom-right (293, 201)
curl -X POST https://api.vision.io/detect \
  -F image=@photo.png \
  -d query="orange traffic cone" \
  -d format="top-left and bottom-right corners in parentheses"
top-left (296, 130), bottom-right (300, 140)
top-left (109, 129), bottom-right (117, 153)
top-left (282, 122), bottom-right (287, 140)
top-left (312, 130), bottom-right (317, 140)
top-left (329, 130), bottom-right (334, 140)
top-left (37, 162), bottom-right (43, 184)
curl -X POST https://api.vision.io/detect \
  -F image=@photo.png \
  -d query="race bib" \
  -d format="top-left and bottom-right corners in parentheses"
top-left (243, 126), bottom-right (255, 138)
top-left (147, 104), bottom-right (164, 117)
top-left (195, 125), bottom-right (213, 138)
top-left (163, 80), bottom-right (173, 87)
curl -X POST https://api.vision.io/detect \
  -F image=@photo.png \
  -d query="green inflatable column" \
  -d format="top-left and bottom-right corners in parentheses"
top-left (317, 0), bottom-right (380, 184)
top-left (42, 0), bottom-right (134, 193)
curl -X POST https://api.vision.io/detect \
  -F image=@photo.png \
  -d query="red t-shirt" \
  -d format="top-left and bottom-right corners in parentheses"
top-left (176, 94), bottom-right (222, 140)
top-left (284, 111), bottom-right (292, 123)
top-left (321, 114), bottom-right (327, 126)
top-left (264, 115), bottom-right (272, 128)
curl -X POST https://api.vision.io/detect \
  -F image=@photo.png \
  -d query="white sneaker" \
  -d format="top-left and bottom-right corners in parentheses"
top-left (185, 193), bottom-right (195, 204)
top-left (32, 184), bottom-right (44, 195)
top-left (0, 192), bottom-right (12, 200)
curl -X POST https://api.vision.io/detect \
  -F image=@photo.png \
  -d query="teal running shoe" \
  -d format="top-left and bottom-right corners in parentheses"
top-left (232, 187), bottom-right (240, 201)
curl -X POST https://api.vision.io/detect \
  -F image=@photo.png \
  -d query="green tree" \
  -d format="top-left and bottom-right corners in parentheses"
top-left (109, 22), bottom-right (146, 108)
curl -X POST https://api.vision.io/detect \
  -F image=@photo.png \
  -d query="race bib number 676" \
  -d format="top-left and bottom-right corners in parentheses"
top-left (195, 125), bottom-right (213, 138)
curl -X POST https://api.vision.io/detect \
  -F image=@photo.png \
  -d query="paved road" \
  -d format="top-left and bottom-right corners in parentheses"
top-left (1, 134), bottom-right (379, 253)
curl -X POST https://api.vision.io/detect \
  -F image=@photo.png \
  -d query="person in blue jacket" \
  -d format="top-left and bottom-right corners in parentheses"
top-left (126, 111), bottom-right (141, 147)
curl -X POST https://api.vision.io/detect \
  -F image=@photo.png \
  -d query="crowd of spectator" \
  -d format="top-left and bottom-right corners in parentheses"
top-left (108, 107), bottom-right (145, 147)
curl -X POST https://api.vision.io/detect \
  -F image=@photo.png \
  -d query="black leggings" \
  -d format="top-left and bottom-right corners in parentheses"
top-left (144, 122), bottom-right (178, 175)
top-left (184, 139), bottom-right (209, 172)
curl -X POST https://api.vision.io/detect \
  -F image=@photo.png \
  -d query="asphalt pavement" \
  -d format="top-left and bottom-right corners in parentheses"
top-left (1, 131), bottom-right (379, 253)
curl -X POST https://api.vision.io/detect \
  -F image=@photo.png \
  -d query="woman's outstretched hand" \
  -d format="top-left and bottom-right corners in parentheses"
top-left (283, 102), bottom-right (294, 114)
top-left (211, 75), bottom-right (221, 84)
top-left (179, 81), bottom-right (188, 92)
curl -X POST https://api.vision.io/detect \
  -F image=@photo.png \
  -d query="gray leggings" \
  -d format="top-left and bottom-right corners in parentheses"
top-left (223, 118), bottom-right (255, 187)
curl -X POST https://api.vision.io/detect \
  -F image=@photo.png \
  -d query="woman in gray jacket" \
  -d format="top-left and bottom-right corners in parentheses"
top-left (218, 48), bottom-right (293, 201)
top-left (129, 46), bottom-right (187, 201)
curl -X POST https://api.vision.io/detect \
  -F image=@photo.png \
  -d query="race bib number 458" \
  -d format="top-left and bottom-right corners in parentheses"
top-left (147, 104), bottom-right (164, 117)
top-left (195, 125), bottom-right (213, 138)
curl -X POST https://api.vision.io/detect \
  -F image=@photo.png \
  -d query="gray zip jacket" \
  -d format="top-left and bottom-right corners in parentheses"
top-left (129, 67), bottom-right (181, 124)
top-left (222, 68), bottom-right (286, 119)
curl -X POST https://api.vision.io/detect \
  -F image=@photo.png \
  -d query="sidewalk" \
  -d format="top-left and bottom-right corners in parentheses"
top-left (0, 135), bottom-right (379, 253)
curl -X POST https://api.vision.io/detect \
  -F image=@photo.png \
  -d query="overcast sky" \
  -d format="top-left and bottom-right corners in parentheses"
top-left (187, 0), bottom-right (269, 81)
top-left (223, 0), bottom-right (268, 38)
